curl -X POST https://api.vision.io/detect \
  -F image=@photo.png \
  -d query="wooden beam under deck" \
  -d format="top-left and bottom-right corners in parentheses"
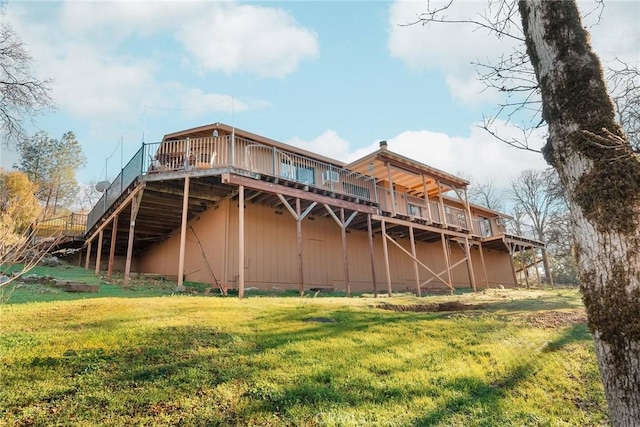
top-left (238, 185), bottom-right (245, 298)
top-left (176, 176), bottom-right (190, 291)
top-left (123, 190), bottom-right (143, 288)
top-left (222, 173), bottom-right (377, 215)
top-left (85, 164), bottom-right (541, 294)
top-left (107, 215), bottom-right (118, 281)
top-left (94, 230), bottom-right (103, 275)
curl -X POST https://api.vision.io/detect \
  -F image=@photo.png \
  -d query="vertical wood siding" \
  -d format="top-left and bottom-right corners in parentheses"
top-left (138, 201), bottom-right (516, 291)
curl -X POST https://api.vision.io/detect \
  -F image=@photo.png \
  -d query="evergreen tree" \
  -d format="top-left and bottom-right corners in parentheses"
top-left (15, 131), bottom-right (86, 216)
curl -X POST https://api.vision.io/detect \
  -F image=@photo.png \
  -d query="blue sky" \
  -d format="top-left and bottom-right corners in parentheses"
top-left (1, 0), bottom-right (638, 190)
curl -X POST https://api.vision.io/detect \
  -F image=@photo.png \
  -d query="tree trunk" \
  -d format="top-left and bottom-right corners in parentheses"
top-left (519, 1), bottom-right (640, 425)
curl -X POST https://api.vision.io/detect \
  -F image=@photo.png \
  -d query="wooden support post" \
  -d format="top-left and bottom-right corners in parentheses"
top-left (123, 191), bottom-right (143, 289)
top-left (77, 250), bottom-right (82, 267)
top-left (340, 208), bottom-right (351, 296)
top-left (381, 219), bottom-right (393, 296)
top-left (278, 195), bottom-right (315, 297)
top-left (541, 247), bottom-right (555, 289)
top-left (84, 239), bottom-right (92, 270)
top-left (409, 226), bottom-right (421, 296)
top-left (440, 233), bottom-right (453, 293)
top-left (367, 214), bottom-right (378, 297)
top-left (177, 176), bottom-right (190, 291)
top-left (478, 242), bottom-right (489, 289)
top-left (531, 248), bottom-right (542, 288)
top-left (223, 199), bottom-right (230, 287)
top-left (520, 247), bottom-right (530, 289)
top-left (437, 181), bottom-right (446, 225)
top-left (464, 237), bottom-right (477, 292)
top-left (296, 198), bottom-right (304, 296)
top-left (386, 162), bottom-right (396, 216)
top-left (422, 174), bottom-right (432, 222)
top-left (94, 230), bottom-right (103, 275)
top-left (107, 216), bottom-right (118, 281)
top-left (506, 241), bottom-right (519, 287)
top-left (385, 231), bottom-right (451, 285)
top-left (463, 188), bottom-right (474, 232)
top-left (238, 184), bottom-right (245, 298)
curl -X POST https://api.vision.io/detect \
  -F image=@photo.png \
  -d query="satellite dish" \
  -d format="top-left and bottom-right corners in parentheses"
top-left (95, 181), bottom-right (110, 192)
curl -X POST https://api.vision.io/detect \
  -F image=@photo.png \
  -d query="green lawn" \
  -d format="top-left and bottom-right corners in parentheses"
top-left (0, 266), bottom-right (608, 426)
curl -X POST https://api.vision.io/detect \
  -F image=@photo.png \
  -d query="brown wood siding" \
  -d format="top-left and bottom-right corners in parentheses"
top-left (138, 201), bottom-right (228, 284)
top-left (137, 201), bottom-right (517, 291)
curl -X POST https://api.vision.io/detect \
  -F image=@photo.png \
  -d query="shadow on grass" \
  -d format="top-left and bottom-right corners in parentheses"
top-left (247, 306), bottom-right (438, 353)
top-left (543, 323), bottom-right (592, 353)
top-left (477, 294), bottom-right (584, 313)
top-left (7, 306), bottom-right (589, 426)
top-left (412, 363), bottom-right (535, 426)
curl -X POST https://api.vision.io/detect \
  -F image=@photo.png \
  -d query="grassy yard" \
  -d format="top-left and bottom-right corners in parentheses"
top-left (0, 266), bottom-right (607, 426)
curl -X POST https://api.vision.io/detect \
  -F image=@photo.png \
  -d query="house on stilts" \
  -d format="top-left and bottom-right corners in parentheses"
top-left (83, 123), bottom-right (551, 296)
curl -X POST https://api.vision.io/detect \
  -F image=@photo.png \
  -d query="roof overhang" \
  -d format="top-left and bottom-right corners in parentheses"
top-left (346, 148), bottom-right (469, 197)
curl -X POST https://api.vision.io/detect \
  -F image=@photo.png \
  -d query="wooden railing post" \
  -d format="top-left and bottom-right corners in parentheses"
top-left (230, 130), bottom-right (235, 167)
top-left (272, 147), bottom-right (277, 176)
top-left (329, 165), bottom-right (334, 191)
top-left (140, 142), bottom-right (145, 175)
top-left (184, 138), bottom-right (190, 170)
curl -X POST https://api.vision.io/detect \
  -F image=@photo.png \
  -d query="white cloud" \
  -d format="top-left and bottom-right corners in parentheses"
top-left (587, 1), bottom-right (640, 66)
top-left (388, 0), bottom-right (640, 107)
top-left (290, 122), bottom-right (548, 190)
top-left (445, 75), bottom-right (501, 106)
top-left (288, 130), bottom-right (352, 161)
top-left (387, 0), bottom-right (521, 106)
top-left (5, 1), bottom-right (315, 125)
top-left (56, 1), bottom-right (318, 78)
top-left (386, 124), bottom-right (548, 186)
top-left (176, 4), bottom-right (319, 78)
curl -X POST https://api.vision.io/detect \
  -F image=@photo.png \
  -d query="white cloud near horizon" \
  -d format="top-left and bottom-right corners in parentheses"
top-left (288, 121), bottom-right (549, 190)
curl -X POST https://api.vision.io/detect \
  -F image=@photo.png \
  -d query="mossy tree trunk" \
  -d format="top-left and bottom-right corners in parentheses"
top-left (519, 1), bottom-right (640, 425)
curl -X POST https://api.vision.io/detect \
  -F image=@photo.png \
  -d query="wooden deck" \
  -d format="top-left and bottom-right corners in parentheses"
top-left (82, 124), bottom-right (551, 293)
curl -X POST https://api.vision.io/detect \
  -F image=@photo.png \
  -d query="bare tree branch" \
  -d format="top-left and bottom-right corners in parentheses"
top-left (607, 58), bottom-right (640, 152)
top-left (0, 22), bottom-right (54, 145)
top-left (403, 0), bottom-right (525, 43)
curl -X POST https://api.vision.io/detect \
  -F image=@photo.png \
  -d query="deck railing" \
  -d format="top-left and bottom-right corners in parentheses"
top-left (87, 136), bottom-right (377, 233)
top-left (34, 213), bottom-right (88, 238)
top-left (87, 147), bottom-right (144, 231)
top-left (503, 220), bottom-right (541, 241)
top-left (143, 136), bottom-right (377, 200)
top-left (377, 187), bottom-right (472, 228)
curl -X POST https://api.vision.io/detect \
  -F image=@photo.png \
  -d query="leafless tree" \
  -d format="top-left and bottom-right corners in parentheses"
top-left (73, 181), bottom-right (103, 212)
top-left (412, 1), bottom-right (640, 423)
top-left (0, 223), bottom-right (61, 304)
top-left (510, 168), bottom-right (564, 242)
top-left (0, 20), bottom-right (54, 145)
top-left (608, 59), bottom-right (640, 152)
top-left (510, 168), bottom-right (569, 283)
top-left (468, 179), bottom-right (505, 212)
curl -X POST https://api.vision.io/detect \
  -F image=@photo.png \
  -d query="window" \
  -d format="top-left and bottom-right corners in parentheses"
top-left (445, 206), bottom-right (467, 228)
top-left (407, 203), bottom-right (422, 217)
top-left (297, 165), bottom-right (315, 185)
top-left (479, 217), bottom-right (492, 237)
top-left (280, 161), bottom-right (315, 185)
top-left (343, 182), bottom-right (371, 199)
